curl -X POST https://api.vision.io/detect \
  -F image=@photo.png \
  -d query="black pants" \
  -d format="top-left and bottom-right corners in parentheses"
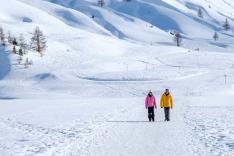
top-left (148, 107), bottom-right (155, 122)
top-left (164, 107), bottom-right (170, 121)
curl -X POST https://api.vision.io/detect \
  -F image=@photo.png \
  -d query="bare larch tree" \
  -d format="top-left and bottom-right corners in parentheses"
top-left (30, 26), bottom-right (47, 56)
top-left (174, 32), bottom-right (182, 47)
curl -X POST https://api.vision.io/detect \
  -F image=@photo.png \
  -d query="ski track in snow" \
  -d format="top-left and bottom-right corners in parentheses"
top-left (0, 117), bottom-right (102, 156)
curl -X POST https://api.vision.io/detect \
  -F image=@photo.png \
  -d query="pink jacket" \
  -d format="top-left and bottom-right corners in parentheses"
top-left (145, 96), bottom-right (157, 108)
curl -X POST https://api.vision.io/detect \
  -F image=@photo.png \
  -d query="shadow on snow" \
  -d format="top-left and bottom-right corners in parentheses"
top-left (0, 46), bottom-right (10, 80)
top-left (107, 120), bottom-right (164, 123)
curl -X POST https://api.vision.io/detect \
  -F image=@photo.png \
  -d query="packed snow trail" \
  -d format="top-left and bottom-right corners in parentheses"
top-left (0, 98), bottom-right (197, 156)
top-left (85, 98), bottom-right (198, 156)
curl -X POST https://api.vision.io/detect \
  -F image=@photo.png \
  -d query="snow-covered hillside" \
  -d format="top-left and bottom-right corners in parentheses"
top-left (0, 0), bottom-right (234, 155)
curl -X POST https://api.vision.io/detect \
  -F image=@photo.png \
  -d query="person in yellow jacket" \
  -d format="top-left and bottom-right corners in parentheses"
top-left (160, 89), bottom-right (173, 121)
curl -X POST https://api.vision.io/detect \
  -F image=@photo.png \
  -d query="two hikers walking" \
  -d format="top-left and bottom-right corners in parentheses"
top-left (145, 89), bottom-right (174, 122)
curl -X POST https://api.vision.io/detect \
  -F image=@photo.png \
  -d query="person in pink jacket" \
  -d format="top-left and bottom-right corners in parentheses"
top-left (145, 90), bottom-right (157, 122)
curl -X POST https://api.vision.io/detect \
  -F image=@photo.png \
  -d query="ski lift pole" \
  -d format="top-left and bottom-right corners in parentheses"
top-left (224, 74), bottom-right (227, 85)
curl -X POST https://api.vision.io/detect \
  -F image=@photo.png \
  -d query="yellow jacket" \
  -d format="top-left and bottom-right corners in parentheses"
top-left (160, 93), bottom-right (173, 108)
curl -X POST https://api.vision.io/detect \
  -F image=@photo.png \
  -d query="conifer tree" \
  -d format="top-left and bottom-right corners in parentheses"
top-left (198, 8), bottom-right (203, 18)
top-left (213, 32), bottom-right (219, 41)
top-left (98, 0), bottom-right (105, 7)
top-left (223, 18), bottom-right (231, 31)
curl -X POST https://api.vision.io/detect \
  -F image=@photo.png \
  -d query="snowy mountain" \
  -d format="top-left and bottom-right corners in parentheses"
top-left (1, 0), bottom-right (234, 97)
top-left (0, 0), bottom-right (234, 156)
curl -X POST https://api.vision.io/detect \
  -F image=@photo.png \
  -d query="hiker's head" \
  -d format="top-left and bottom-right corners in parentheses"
top-left (148, 91), bottom-right (153, 97)
top-left (165, 89), bottom-right (169, 94)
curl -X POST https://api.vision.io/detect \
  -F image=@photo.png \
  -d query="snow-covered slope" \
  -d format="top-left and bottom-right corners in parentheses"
top-left (1, 0), bottom-right (234, 88)
top-left (0, 0), bottom-right (234, 156)
top-left (43, 0), bottom-right (234, 50)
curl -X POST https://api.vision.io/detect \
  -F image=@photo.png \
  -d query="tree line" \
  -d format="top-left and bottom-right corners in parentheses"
top-left (0, 26), bottom-right (47, 56)
top-left (0, 26), bottom-right (47, 68)
top-left (173, 7), bottom-right (231, 47)
top-left (96, 1), bottom-right (231, 47)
